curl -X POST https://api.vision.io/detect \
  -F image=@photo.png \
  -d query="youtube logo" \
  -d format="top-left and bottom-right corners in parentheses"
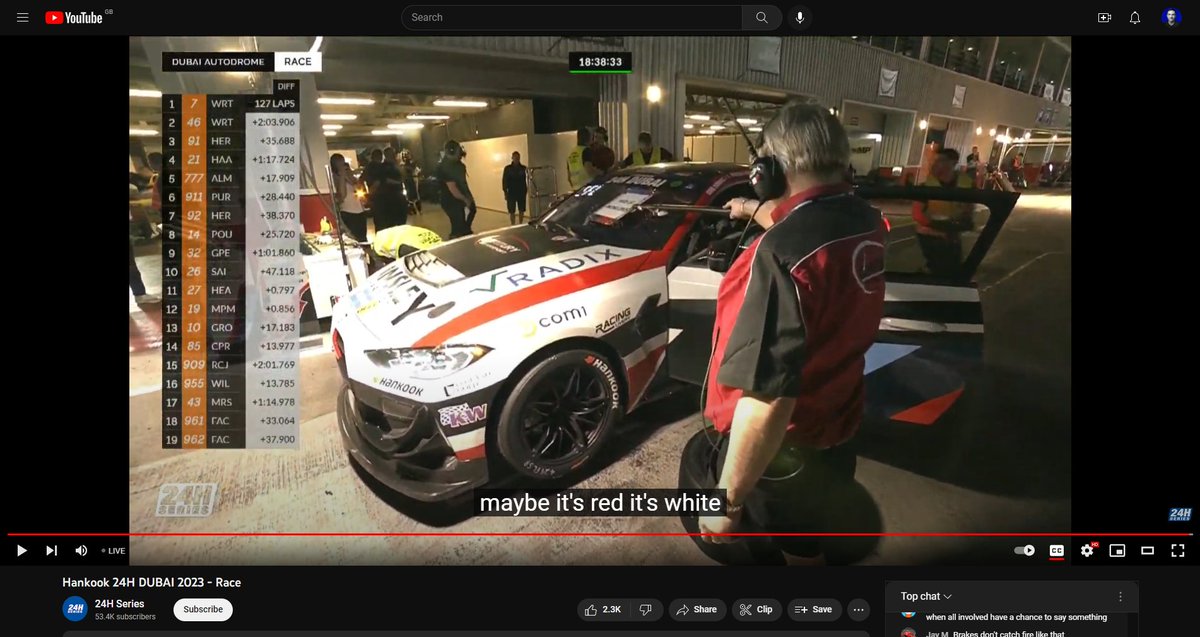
top-left (45, 11), bottom-right (64, 24)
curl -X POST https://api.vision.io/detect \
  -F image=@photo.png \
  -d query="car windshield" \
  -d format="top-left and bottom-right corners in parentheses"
top-left (539, 174), bottom-right (706, 250)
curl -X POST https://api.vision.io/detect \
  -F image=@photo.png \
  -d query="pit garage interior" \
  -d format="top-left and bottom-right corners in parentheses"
top-left (128, 36), bottom-right (1072, 565)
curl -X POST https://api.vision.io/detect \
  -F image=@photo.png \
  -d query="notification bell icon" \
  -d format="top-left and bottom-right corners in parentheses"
top-left (1130, 11), bottom-right (1141, 24)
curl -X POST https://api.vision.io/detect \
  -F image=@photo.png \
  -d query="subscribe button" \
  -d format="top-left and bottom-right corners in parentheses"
top-left (173, 598), bottom-right (233, 622)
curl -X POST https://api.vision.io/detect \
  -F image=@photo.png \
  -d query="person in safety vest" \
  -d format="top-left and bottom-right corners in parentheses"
top-left (371, 224), bottom-right (443, 261)
top-left (913, 147), bottom-right (976, 277)
top-left (566, 126), bottom-right (594, 190)
top-left (621, 131), bottom-right (675, 167)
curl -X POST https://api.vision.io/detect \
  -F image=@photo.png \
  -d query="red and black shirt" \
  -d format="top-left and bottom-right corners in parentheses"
top-left (703, 183), bottom-right (887, 449)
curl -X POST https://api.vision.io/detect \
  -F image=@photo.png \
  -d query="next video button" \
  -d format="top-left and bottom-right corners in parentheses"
top-left (173, 598), bottom-right (233, 622)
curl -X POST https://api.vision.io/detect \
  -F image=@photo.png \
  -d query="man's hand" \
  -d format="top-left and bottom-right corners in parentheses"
top-left (724, 197), bottom-right (759, 220)
top-left (699, 506), bottom-right (743, 544)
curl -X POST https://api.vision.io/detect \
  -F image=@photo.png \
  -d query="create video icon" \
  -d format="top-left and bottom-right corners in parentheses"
top-left (45, 11), bottom-right (64, 24)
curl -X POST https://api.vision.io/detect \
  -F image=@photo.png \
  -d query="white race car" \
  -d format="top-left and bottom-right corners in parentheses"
top-left (331, 163), bottom-right (1017, 501)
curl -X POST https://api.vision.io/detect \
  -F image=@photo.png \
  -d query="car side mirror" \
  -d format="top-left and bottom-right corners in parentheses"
top-left (707, 238), bottom-right (737, 273)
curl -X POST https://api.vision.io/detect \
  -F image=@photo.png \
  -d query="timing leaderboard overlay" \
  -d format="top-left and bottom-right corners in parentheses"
top-left (160, 80), bottom-right (302, 450)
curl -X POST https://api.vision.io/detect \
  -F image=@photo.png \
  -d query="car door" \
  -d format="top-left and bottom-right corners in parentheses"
top-left (666, 182), bottom-right (757, 386)
top-left (665, 184), bottom-right (1019, 426)
top-left (855, 185), bottom-right (1018, 426)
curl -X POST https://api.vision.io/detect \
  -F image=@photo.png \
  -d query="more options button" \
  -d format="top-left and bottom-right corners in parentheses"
top-left (174, 598), bottom-right (233, 622)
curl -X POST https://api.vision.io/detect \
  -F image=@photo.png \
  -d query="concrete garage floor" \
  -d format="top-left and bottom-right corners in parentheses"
top-left (128, 193), bottom-right (1071, 565)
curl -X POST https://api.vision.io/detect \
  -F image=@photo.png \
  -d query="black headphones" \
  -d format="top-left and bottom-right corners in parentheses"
top-left (746, 118), bottom-right (787, 201)
top-left (748, 154), bottom-right (786, 201)
top-left (443, 140), bottom-right (463, 159)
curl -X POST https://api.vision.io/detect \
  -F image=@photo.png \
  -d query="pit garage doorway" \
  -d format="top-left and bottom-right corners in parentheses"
top-left (677, 83), bottom-right (800, 164)
top-left (841, 100), bottom-right (917, 184)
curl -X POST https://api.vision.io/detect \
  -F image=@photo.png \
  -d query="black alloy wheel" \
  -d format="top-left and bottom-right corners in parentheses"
top-left (496, 349), bottom-right (622, 480)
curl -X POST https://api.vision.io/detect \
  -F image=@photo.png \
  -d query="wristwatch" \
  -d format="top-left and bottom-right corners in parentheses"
top-left (725, 501), bottom-right (744, 515)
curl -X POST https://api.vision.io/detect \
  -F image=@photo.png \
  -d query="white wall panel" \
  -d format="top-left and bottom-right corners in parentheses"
top-left (460, 134), bottom-right (530, 213)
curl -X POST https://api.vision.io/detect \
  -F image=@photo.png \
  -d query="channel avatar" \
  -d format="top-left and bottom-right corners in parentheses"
top-left (1163, 8), bottom-right (1181, 26)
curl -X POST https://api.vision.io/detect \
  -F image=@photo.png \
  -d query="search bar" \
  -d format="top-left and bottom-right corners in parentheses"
top-left (402, 5), bottom-right (783, 32)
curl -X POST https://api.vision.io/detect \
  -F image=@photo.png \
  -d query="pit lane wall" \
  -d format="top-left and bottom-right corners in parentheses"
top-left (379, 36), bottom-right (1069, 172)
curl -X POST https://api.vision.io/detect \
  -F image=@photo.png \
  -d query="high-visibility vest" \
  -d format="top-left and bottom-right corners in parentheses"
top-left (372, 224), bottom-right (443, 260)
top-left (567, 145), bottom-right (589, 189)
top-left (632, 147), bottom-right (662, 165)
top-left (913, 172), bottom-right (975, 236)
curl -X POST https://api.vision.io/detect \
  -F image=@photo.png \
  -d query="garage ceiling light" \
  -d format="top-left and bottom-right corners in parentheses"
top-left (371, 130), bottom-right (399, 136)
top-left (387, 123), bottom-right (425, 130)
top-left (130, 88), bottom-right (162, 98)
top-left (707, 125), bottom-right (725, 130)
top-left (687, 114), bottom-right (711, 121)
top-left (683, 123), bottom-right (694, 129)
top-left (407, 114), bottom-right (450, 120)
top-left (699, 129), bottom-right (717, 135)
top-left (735, 118), bottom-right (757, 125)
top-left (317, 97), bottom-right (376, 106)
top-left (646, 85), bottom-right (662, 103)
top-left (129, 128), bottom-right (158, 136)
top-left (323, 124), bottom-right (343, 131)
top-left (433, 99), bottom-right (488, 108)
top-left (324, 130), bottom-right (337, 136)
top-left (918, 119), bottom-right (928, 130)
top-left (748, 126), bottom-right (763, 132)
top-left (321, 114), bottom-right (357, 121)
top-left (976, 126), bottom-right (983, 135)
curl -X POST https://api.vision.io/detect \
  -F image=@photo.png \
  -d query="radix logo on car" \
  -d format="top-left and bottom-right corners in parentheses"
top-left (470, 248), bottom-right (626, 293)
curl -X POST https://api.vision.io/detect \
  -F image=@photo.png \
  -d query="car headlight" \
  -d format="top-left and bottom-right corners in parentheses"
top-left (365, 345), bottom-right (490, 380)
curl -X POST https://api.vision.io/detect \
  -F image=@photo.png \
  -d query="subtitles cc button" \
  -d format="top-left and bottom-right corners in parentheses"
top-left (669, 599), bottom-right (727, 622)
top-left (174, 598), bottom-right (233, 622)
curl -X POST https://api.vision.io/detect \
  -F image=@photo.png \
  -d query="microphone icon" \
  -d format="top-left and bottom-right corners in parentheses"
top-left (796, 11), bottom-right (805, 24)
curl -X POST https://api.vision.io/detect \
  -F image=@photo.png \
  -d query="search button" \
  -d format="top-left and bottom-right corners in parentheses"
top-left (741, 5), bottom-right (782, 30)
top-left (788, 5), bottom-right (813, 31)
top-left (174, 598), bottom-right (233, 622)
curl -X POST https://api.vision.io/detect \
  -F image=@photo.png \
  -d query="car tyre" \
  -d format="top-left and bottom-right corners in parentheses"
top-left (496, 349), bottom-right (623, 480)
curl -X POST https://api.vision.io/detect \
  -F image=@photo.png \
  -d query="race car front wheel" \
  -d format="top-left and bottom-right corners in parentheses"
top-left (496, 349), bottom-right (623, 480)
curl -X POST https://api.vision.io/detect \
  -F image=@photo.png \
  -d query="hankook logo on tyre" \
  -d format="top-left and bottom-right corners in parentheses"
top-left (587, 355), bottom-right (620, 408)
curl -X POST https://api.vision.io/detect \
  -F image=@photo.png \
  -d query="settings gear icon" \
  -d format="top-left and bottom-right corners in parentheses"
top-left (1080, 544), bottom-right (1095, 557)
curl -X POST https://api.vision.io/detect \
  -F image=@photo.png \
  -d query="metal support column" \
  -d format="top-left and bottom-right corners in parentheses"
top-left (984, 36), bottom-right (1000, 81)
top-left (919, 37), bottom-right (931, 63)
top-left (1057, 56), bottom-right (1071, 100)
top-left (1029, 39), bottom-right (1046, 95)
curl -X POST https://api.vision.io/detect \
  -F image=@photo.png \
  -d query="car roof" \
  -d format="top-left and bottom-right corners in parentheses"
top-left (610, 161), bottom-right (749, 181)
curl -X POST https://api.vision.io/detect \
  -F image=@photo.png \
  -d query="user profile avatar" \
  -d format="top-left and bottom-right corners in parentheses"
top-left (1162, 8), bottom-right (1182, 26)
top-left (902, 628), bottom-right (918, 637)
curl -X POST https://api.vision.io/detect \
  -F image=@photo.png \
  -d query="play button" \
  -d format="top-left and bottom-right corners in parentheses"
top-left (16, 545), bottom-right (26, 557)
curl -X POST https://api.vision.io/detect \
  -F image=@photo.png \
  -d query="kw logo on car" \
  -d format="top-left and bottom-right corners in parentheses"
top-left (595, 307), bottom-right (631, 335)
top-left (471, 248), bottom-right (626, 293)
top-left (439, 403), bottom-right (487, 429)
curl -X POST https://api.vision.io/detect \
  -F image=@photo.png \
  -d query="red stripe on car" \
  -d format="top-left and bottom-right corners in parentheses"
top-left (455, 445), bottom-right (487, 461)
top-left (414, 254), bottom-right (649, 347)
top-left (625, 345), bottom-right (667, 408)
